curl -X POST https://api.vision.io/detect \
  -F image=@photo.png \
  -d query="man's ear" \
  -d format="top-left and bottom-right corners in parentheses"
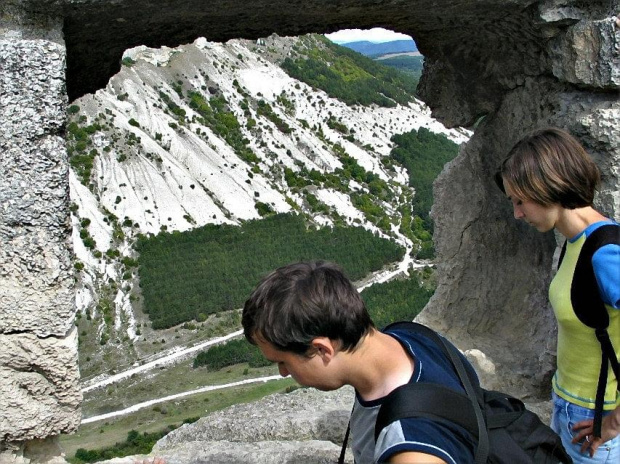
top-left (310, 337), bottom-right (337, 363)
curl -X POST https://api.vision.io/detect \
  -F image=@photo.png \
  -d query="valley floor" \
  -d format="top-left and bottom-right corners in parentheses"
top-left (82, 374), bottom-right (282, 424)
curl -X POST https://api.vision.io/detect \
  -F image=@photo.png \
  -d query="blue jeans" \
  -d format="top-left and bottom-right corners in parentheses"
top-left (551, 393), bottom-right (620, 463)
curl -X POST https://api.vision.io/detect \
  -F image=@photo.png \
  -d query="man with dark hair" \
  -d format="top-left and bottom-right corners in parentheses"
top-left (243, 260), bottom-right (476, 463)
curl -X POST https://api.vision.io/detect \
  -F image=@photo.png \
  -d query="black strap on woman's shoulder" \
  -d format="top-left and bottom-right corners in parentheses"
top-left (338, 419), bottom-right (351, 464)
top-left (558, 240), bottom-right (567, 269)
top-left (562, 224), bottom-right (620, 437)
top-left (570, 224), bottom-right (619, 329)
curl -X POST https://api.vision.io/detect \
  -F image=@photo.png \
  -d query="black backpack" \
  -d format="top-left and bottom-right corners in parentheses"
top-left (557, 223), bottom-right (620, 438)
top-left (339, 321), bottom-right (572, 464)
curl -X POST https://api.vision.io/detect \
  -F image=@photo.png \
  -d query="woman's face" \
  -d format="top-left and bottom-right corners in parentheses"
top-left (503, 181), bottom-right (561, 233)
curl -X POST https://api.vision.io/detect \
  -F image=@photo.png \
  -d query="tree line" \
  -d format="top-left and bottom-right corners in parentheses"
top-left (137, 213), bottom-right (404, 329)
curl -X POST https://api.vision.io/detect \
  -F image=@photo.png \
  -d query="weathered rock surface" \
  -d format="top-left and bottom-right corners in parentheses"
top-left (0, 38), bottom-right (74, 337)
top-left (96, 387), bottom-right (354, 464)
top-left (157, 387), bottom-right (352, 447)
top-left (0, 330), bottom-right (82, 442)
top-left (1, 15), bottom-right (80, 461)
top-left (94, 386), bottom-right (552, 464)
top-left (100, 441), bottom-right (347, 464)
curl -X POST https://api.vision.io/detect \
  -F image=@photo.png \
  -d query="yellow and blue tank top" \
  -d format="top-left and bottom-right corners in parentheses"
top-left (549, 221), bottom-right (620, 410)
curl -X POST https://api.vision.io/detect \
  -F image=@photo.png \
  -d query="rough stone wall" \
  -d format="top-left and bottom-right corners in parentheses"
top-left (418, 7), bottom-right (620, 396)
top-left (149, 387), bottom-right (354, 464)
top-left (0, 0), bottom-right (619, 461)
top-left (0, 7), bottom-right (81, 462)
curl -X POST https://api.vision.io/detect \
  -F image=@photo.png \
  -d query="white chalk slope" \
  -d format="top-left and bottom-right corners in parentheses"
top-left (70, 34), bottom-right (469, 343)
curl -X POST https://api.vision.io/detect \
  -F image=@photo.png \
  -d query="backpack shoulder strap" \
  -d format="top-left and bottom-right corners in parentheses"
top-left (381, 321), bottom-right (489, 464)
top-left (558, 240), bottom-right (567, 269)
top-left (374, 382), bottom-right (479, 440)
top-left (571, 223), bottom-right (620, 329)
top-left (569, 223), bottom-right (620, 438)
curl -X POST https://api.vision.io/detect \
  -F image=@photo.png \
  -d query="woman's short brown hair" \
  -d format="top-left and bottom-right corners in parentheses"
top-left (495, 128), bottom-right (600, 208)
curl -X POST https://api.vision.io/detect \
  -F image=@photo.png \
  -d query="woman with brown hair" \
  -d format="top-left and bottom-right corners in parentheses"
top-left (496, 128), bottom-right (620, 462)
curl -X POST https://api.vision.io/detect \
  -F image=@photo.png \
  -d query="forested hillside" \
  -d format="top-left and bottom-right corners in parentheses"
top-left (377, 55), bottom-right (424, 81)
top-left (390, 127), bottom-right (460, 258)
top-left (281, 35), bottom-right (419, 106)
top-left (136, 213), bottom-right (404, 328)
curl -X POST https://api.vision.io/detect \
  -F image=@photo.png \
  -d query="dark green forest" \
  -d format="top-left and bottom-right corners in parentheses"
top-left (193, 338), bottom-right (272, 370)
top-left (137, 213), bottom-right (404, 329)
top-left (362, 270), bottom-right (435, 329)
top-left (389, 127), bottom-right (460, 258)
top-left (377, 55), bottom-right (424, 81)
top-left (281, 36), bottom-right (419, 107)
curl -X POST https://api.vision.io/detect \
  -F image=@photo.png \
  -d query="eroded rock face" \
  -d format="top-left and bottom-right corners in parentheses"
top-left (0, 330), bottom-right (82, 442)
top-left (1, 15), bottom-right (81, 460)
top-left (93, 388), bottom-right (354, 464)
top-left (1, 0), bottom-right (619, 460)
top-left (150, 387), bottom-right (353, 464)
top-left (547, 14), bottom-right (620, 88)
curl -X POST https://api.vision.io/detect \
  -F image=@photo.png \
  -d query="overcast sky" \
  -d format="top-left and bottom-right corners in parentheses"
top-left (325, 27), bottom-right (413, 44)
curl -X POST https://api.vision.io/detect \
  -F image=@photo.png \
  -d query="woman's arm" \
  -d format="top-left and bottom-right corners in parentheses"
top-left (572, 405), bottom-right (620, 457)
top-left (592, 243), bottom-right (620, 309)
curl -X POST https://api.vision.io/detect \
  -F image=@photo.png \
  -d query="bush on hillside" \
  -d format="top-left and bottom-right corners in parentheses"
top-left (70, 428), bottom-right (173, 463)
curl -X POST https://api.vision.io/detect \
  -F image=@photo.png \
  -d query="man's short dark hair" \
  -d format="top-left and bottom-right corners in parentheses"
top-left (242, 260), bottom-right (375, 355)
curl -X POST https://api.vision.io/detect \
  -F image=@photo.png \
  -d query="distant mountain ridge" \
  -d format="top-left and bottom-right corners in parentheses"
top-left (338, 39), bottom-right (417, 57)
